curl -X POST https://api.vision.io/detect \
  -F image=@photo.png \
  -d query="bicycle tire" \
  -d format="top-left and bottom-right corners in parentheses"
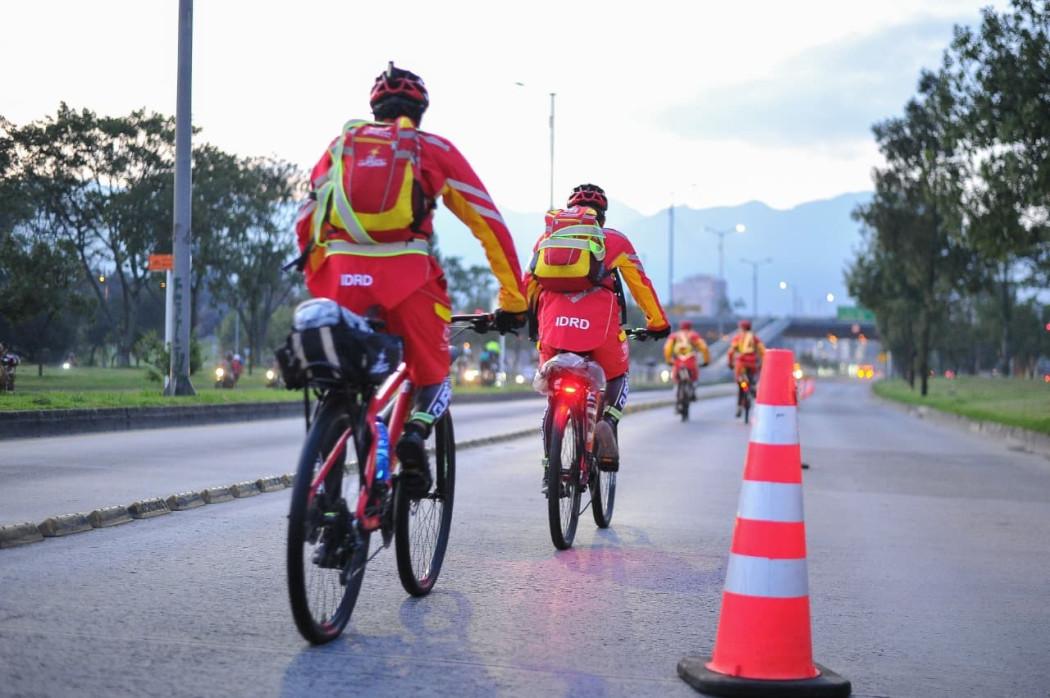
top-left (590, 419), bottom-right (617, 529)
top-left (395, 410), bottom-right (456, 596)
top-left (287, 396), bottom-right (370, 645)
top-left (677, 381), bottom-right (690, 422)
top-left (743, 392), bottom-right (751, 424)
top-left (547, 400), bottom-right (582, 550)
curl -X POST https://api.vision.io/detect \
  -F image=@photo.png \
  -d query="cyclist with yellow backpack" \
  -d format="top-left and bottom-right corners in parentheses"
top-left (293, 63), bottom-right (527, 496)
top-left (524, 184), bottom-right (670, 477)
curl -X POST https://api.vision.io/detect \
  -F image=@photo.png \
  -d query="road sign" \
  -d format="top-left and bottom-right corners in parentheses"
top-left (148, 254), bottom-right (173, 271)
top-left (836, 306), bottom-right (875, 323)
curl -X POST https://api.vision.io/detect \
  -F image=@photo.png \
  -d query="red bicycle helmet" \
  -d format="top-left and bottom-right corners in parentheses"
top-left (680, 321), bottom-right (693, 330)
top-left (567, 183), bottom-right (608, 212)
top-left (739, 319), bottom-right (752, 331)
top-left (370, 62), bottom-right (429, 110)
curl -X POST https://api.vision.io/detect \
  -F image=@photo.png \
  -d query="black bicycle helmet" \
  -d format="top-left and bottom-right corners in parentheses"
top-left (370, 62), bottom-right (429, 124)
top-left (567, 184), bottom-right (608, 226)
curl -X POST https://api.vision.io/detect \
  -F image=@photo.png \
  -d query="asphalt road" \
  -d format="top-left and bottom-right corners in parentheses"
top-left (1, 381), bottom-right (1048, 697)
top-left (0, 387), bottom-right (708, 527)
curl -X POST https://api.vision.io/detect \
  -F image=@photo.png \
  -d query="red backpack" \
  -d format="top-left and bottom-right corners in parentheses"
top-left (529, 206), bottom-right (608, 292)
top-left (310, 116), bottom-right (426, 248)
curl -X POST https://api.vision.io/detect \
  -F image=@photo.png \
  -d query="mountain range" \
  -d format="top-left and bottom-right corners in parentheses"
top-left (432, 191), bottom-right (873, 318)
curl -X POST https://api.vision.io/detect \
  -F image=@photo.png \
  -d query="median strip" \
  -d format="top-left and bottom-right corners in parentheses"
top-left (0, 390), bottom-right (731, 549)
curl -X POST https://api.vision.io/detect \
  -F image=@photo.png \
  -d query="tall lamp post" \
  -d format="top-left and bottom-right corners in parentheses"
top-left (778, 280), bottom-right (801, 316)
top-left (705, 223), bottom-right (746, 337)
top-left (514, 83), bottom-right (556, 209)
top-left (740, 257), bottom-right (772, 320)
top-left (165, 0), bottom-right (195, 396)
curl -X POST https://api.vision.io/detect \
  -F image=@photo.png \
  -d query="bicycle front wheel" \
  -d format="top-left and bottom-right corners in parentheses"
top-left (395, 410), bottom-right (456, 596)
top-left (590, 420), bottom-right (617, 529)
top-left (287, 396), bottom-right (370, 645)
top-left (547, 400), bottom-right (582, 550)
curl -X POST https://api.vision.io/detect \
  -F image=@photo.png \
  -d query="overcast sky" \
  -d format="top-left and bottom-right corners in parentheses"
top-left (2, 0), bottom-right (999, 215)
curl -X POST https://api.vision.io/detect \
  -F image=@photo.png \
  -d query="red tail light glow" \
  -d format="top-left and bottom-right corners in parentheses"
top-left (562, 385), bottom-right (577, 394)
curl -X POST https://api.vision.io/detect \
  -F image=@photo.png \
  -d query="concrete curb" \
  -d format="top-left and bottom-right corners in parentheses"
top-left (38, 513), bottom-right (92, 537)
top-left (166, 492), bottom-right (206, 511)
top-left (0, 522), bottom-right (45, 548)
top-left (1, 391), bottom-right (729, 550)
top-left (873, 389), bottom-right (1050, 460)
top-left (201, 487), bottom-right (234, 504)
top-left (129, 498), bottom-right (171, 519)
top-left (88, 506), bottom-right (133, 528)
top-left (230, 481), bottom-right (261, 498)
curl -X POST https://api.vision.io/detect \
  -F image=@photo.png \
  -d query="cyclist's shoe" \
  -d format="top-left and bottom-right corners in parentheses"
top-left (541, 457), bottom-right (549, 496)
top-left (595, 420), bottom-right (619, 472)
top-left (396, 422), bottom-right (433, 499)
top-left (689, 383), bottom-right (698, 402)
top-left (735, 406), bottom-right (742, 418)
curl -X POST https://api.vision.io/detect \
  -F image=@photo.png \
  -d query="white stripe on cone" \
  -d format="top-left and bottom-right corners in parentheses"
top-left (749, 404), bottom-right (799, 445)
top-left (724, 553), bottom-right (810, 598)
top-left (737, 481), bottom-right (805, 523)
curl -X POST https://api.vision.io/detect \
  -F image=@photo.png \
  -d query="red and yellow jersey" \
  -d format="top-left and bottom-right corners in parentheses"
top-left (663, 330), bottom-right (710, 364)
top-left (524, 226), bottom-right (669, 334)
top-left (295, 122), bottom-right (526, 313)
top-left (728, 330), bottom-right (765, 367)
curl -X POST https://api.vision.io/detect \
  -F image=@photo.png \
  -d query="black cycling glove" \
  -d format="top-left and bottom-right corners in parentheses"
top-left (648, 326), bottom-right (671, 341)
top-left (493, 309), bottom-right (527, 334)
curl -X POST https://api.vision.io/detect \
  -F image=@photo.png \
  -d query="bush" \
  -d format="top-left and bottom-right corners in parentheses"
top-left (133, 330), bottom-right (203, 382)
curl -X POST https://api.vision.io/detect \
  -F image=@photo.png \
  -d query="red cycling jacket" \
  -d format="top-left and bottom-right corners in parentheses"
top-left (294, 123), bottom-right (527, 314)
top-left (524, 227), bottom-right (669, 352)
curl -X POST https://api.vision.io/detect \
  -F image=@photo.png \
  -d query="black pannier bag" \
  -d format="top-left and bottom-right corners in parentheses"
top-left (275, 299), bottom-right (402, 389)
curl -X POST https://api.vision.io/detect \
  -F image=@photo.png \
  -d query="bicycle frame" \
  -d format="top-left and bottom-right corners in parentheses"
top-left (548, 368), bottom-right (604, 489)
top-left (307, 361), bottom-right (414, 533)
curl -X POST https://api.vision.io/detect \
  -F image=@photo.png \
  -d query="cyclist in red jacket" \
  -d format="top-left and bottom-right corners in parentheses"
top-left (525, 184), bottom-right (670, 479)
top-left (294, 63), bottom-right (527, 496)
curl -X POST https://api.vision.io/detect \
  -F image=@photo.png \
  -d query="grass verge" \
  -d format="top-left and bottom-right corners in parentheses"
top-left (874, 376), bottom-right (1050, 436)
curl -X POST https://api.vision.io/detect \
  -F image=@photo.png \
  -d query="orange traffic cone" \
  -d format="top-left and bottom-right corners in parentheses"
top-left (678, 349), bottom-right (850, 697)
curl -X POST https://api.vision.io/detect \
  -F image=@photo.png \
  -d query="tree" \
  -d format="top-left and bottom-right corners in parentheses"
top-left (205, 156), bottom-right (301, 372)
top-left (0, 232), bottom-right (89, 373)
top-left (11, 105), bottom-right (177, 365)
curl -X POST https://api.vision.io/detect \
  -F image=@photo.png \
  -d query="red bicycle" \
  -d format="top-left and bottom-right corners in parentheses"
top-left (538, 328), bottom-right (650, 550)
top-left (285, 303), bottom-right (488, 644)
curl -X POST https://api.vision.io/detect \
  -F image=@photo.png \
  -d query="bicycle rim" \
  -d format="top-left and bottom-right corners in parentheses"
top-left (395, 411), bottom-right (456, 596)
top-left (547, 402), bottom-right (581, 550)
top-left (591, 465), bottom-right (616, 529)
top-left (287, 398), bottom-right (369, 644)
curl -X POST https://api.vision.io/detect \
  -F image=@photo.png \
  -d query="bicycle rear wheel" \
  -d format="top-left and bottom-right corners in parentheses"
top-left (677, 381), bottom-right (690, 422)
top-left (395, 411), bottom-right (456, 596)
top-left (547, 401), bottom-right (582, 550)
top-left (287, 396), bottom-right (370, 645)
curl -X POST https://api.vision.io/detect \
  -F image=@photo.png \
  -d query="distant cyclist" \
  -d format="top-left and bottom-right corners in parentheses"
top-left (525, 184), bottom-right (670, 480)
top-left (294, 62), bottom-right (527, 496)
top-left (727, 319), bottom-right (765, 418)
top-left (663, 320), bottom-right (710, 400)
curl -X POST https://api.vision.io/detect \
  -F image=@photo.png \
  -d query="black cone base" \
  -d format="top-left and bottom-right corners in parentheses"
top-left (677, 657), bottom-right (851, 697)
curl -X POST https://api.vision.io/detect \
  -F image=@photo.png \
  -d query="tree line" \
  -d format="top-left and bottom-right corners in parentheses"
top-left (0, 105), bottom-right (509, 376)
top-left (847, 0), bottom-right (1050, 394)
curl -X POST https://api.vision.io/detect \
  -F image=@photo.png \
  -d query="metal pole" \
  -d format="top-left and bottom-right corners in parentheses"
top-left (668, 201), bottom-right (675, 308)
top-left (234, 313), bottom-right (239, 355)
top-left (548, 93), bottom-right (556, 210)
top-left (164, 268), bottom-right (173, 390)
top-left (166, 0), bottom-right (196, 396)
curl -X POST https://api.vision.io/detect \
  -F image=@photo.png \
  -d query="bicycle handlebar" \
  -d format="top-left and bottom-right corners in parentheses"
top-left (451, 316), bottom-right (657, 342)
top-left (450, 313), bottom-right (497, 334)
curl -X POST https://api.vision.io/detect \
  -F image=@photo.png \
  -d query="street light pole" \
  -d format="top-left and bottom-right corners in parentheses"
top-left (548, 92), bottom-right (556, 210)
top-left (740, 257), bottom-right (772, 319)
top-left (705, 223), bottom-right (746, 337)
top-left (165, 0), bottom-right (195, 396)
top-left (668, 198), bottom-right (675, 308)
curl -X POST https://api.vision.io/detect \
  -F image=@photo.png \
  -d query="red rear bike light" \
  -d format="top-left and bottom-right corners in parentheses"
top-left (562, 385), bottom-right (577, 394)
